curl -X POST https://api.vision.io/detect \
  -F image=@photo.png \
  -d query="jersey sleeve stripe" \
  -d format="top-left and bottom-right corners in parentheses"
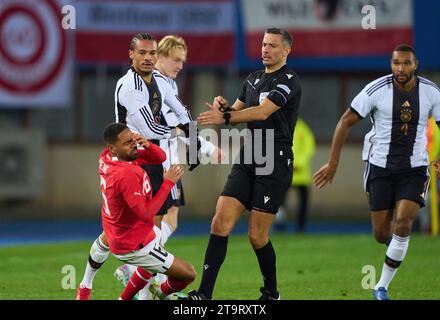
top-left (154, 72), bottom-right (168, 82)
top-left (137, 75), bottom-right (143, 92)
top-left (269, 89), bottom-right (288, 104)
top-left (419, 79), bottom-right (440, 93)
top-left (367, 79), bottom-right (392, 96)
top-left (366, 77), bottom-right (392, 95)
top-left (276, 84), bottom-right (291, 94)
top-left (142, 107), bottom-right (170, 134)
top-left (140, 106), bottom-right (169, 135)
top-left (133, 73), bottom-right (138, 90)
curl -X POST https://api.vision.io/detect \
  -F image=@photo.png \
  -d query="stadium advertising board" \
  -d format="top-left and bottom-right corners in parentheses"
top-left (0, 0), bottom-right (72, 108)
top-left (75, 0), bottom-right (236, 66)
top-left (241, 0), bottom-right (413, 59)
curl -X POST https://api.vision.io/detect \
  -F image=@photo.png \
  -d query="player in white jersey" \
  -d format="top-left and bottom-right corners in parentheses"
top-left (76, 33), bottom-right (197, 300)
top-left (113, 35), bottom-right (224, 300)
top-left (313, 44), bottom-right (440, 300)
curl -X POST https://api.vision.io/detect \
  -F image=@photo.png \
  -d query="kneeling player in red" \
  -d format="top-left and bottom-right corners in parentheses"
top-left (97, 122), bottom-right (195, 300)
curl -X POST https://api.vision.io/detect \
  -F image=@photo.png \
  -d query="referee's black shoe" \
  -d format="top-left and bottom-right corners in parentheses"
top-left (258, 287), bottom-right (280, 300)
top-left (179, 290), bottom-right (209, 300)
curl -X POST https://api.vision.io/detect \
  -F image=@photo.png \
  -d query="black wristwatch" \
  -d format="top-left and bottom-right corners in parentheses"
top-left (219, 102), bottom-right (233, 113)
top-left (223, 111), bottom-right (231, 125)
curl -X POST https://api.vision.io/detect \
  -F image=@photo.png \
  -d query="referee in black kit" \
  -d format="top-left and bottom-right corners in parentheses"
top-left (189, 28), bottom-right (301, 300)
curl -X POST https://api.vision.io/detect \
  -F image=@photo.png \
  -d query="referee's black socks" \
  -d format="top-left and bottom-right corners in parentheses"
top-left (198, 234), bottom-right (228, 299)
top-left (254, 240), bottom-right (278, 295)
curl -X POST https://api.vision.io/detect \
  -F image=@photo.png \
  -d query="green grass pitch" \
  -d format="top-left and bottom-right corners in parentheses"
top-left (1, 233), bottom-right (439, 300)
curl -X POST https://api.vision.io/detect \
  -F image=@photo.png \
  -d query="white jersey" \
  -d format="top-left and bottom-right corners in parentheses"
top-left (114, 68), bottom-right (191, 140)
top-left (154, 70), bottom-right (217, 170)
top-left (352, 74), bottom-right (440, 169)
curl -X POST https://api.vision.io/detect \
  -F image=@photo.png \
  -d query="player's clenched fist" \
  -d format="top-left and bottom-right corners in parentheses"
top-left (164, 165), bottom-right (184, 183)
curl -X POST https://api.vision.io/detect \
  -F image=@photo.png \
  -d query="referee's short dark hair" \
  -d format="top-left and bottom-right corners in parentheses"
top-left (392, 44), bottom-right (417, 60)
top-left (103, 122), bottom-right (128, 144)
top-left (265, 28), bottom-right (293, 47)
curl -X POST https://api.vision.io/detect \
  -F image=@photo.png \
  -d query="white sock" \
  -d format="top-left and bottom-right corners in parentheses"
top-left (138, 278), bottom-right (154, 300)
top-left (160, 221), bottom-right (173, 246)
top-left (375, 234), bottom-right (409, 290)
top-left (126, 264), bottom-right (137, 275)
top-left (80, 237), bottom-right (110, 289)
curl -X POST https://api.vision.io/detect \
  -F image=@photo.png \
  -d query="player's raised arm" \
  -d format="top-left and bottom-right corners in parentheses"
top-left (313, 108), bottom-right (361, 189)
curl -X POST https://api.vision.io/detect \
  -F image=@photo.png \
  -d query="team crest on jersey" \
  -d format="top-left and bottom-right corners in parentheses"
top-left (401, 110), bottom-right (412, 122)
top-left (152, 101), bottom-right (160, 113)
top-left (400, 101), bottom-right (412, 135)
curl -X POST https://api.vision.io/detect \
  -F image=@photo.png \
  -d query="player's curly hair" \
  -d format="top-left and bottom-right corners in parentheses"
top-left (103, 122), bottom-right (128, 144)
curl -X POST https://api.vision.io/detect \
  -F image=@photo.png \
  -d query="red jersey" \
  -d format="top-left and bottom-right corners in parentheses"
top-left (99, 144), bottom-right (174, 254)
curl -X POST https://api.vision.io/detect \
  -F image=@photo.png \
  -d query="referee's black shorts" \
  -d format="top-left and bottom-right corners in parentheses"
top-left (141, 164), bottom-right (174, 216)
top-left (364, 163), bottom-right (430, 211)
top-left (221, 144), bottom-right (293, 214)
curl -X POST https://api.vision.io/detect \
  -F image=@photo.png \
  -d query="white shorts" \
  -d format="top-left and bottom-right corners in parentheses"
top-left (113, 226), bottom-right (174, 274)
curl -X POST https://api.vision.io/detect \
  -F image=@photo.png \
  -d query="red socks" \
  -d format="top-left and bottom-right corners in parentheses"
top-left (160, 276), bottom-right (192, 296)
top-left (120, 267), bottom-right (152, 300)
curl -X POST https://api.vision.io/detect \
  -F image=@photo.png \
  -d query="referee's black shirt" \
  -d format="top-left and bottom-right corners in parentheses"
top-left (238, 64), bottom-right (301, 146)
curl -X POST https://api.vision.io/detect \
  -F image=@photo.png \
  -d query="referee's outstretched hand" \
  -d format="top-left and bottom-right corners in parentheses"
top-left (313, 162), bottom-right (337, 189)
top-left (164, 165), bottom-right (184, 183)
top-left (198, 98), bottom-right (225, 125)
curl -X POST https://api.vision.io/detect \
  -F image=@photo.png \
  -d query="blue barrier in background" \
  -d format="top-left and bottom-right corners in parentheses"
top-left (0, 219), bottom-right (372, 247)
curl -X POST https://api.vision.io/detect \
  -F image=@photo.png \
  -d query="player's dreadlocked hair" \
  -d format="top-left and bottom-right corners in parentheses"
top-left (158, 35), bottom-right (187, 57)
top-left (265, 28), bottom-right (293, 47)
top-left (129, 33), bottom-right (156, 51)
top-left (103, 122), bottom-right (128, 145)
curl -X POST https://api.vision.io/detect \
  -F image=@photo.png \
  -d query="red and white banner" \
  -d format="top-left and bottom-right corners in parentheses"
top-left (242, 0), bottom-right (414, 58)
top-left (0, 0), bottom-right (72, 108)
top-left (75, 0), bottom-right (235, 65)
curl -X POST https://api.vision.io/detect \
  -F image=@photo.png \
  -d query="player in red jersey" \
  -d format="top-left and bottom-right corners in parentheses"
top-left (97, 122), bottom-right (195, 300)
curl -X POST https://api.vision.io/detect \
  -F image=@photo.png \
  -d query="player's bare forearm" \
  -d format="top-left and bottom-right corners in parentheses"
top-left (329, 109), bottom-right (360, 166)
top-left (198, 96), bottom-right (278, 125)
top-left (313, 108), bottom-right (359, 188)
top-left (229, 98), bottom-right (279, 124)
top-left (230, 99), bottom-right (246, 111)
